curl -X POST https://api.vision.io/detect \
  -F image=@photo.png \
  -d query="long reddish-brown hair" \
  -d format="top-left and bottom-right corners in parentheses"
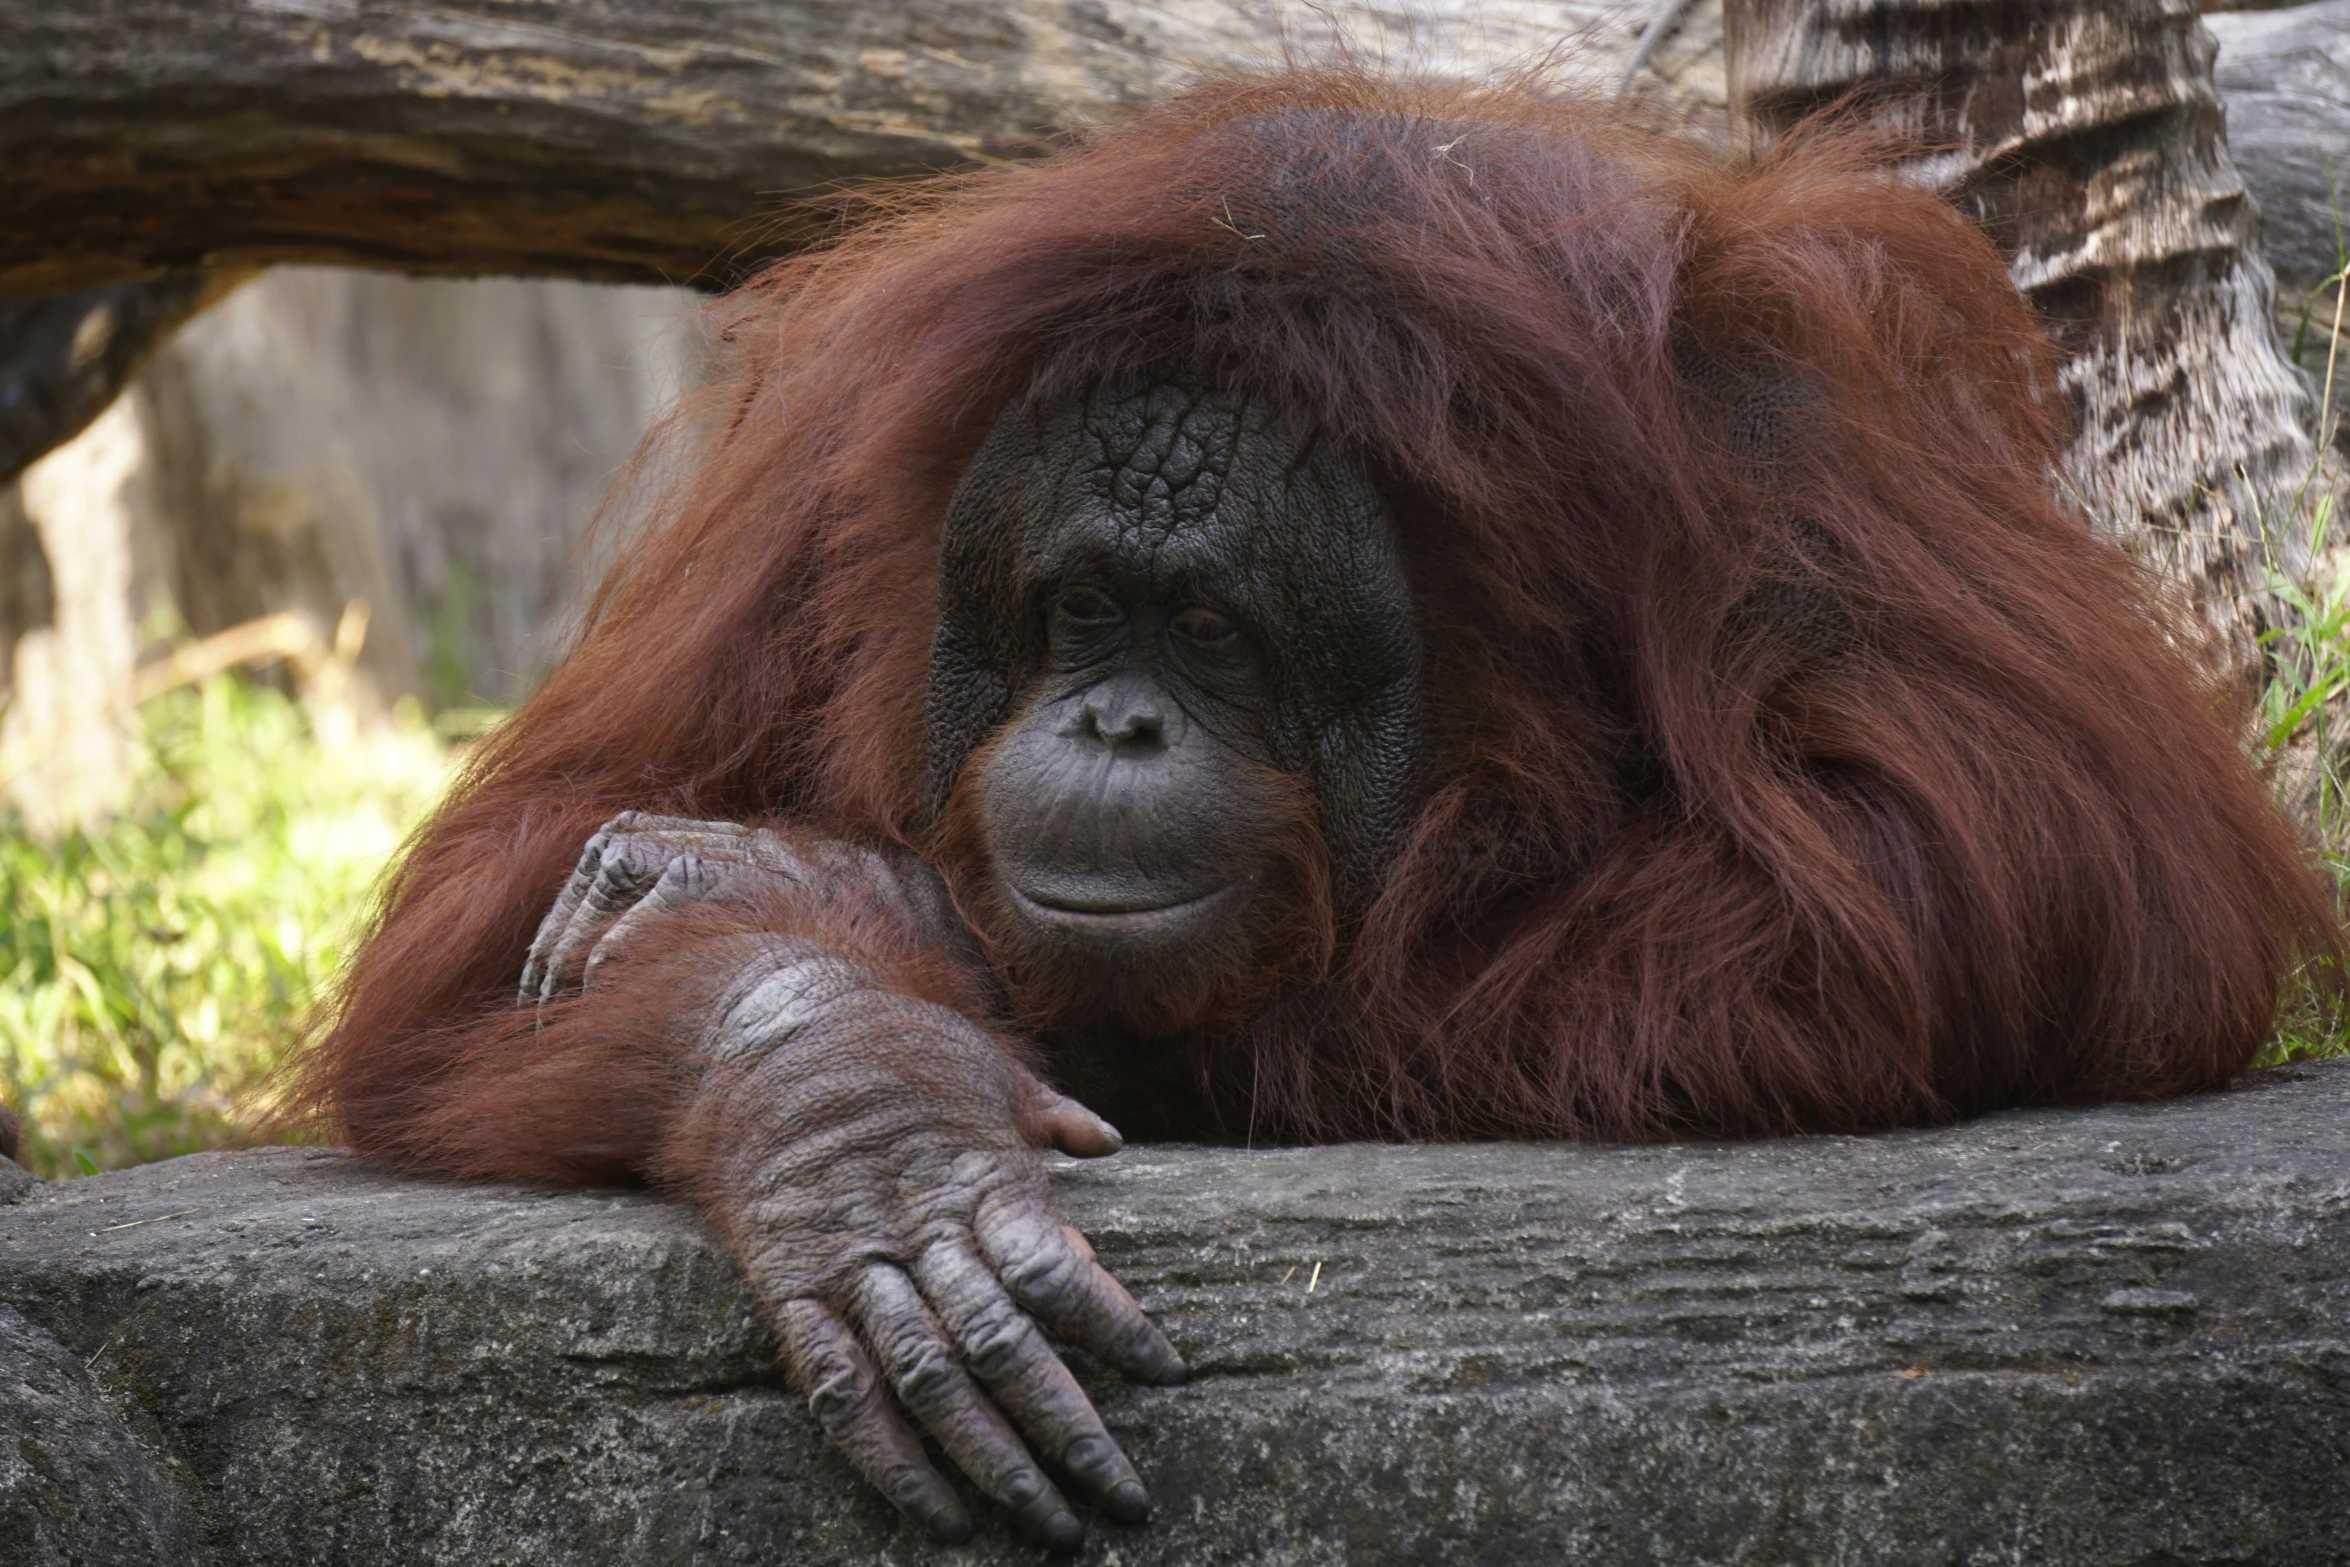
top-left (295, 66), bottom-right (2342, 1174)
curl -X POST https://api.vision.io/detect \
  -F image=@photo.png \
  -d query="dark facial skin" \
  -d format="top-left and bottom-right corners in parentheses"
top-left (971, 486), bottom-right (1295, 1022)
top-left (928, 382), bottom-right (1424, 1042)
top-left (981, 590), bottom-right (1279, 936)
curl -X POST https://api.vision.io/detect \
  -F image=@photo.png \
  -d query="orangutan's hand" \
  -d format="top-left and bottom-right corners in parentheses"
top-left (518, 812), bottom-right (955, 1011)
top-left (692, 939), bottom-right (1186, 1553)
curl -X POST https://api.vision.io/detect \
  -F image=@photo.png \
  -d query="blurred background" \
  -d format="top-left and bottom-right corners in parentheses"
top-left (0, 272), bottom-right (704, 1177)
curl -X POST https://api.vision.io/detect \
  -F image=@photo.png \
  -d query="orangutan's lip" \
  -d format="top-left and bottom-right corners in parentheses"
top-left (1007, 882), bottom-right (1237, 934)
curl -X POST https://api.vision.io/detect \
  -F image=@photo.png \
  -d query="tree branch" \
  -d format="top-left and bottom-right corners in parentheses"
top-left (0, 274), bottom-right (235, 486)
top-left (0, 0), bottom-right (1632, 299)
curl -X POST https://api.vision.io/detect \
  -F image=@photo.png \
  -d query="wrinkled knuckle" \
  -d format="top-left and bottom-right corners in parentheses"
top-left (1061, 1433), bottom-right (1112, 1474)
top-left (807, 1362), bottom-right (879, 1431)
top-left (881, 1464), bottom-right (939, 1510)
top-left (960, 1309), bottom-right (1030, 1383)
top-left (886, 1336), bottom-right (957, 1402)
top-left (1002, 1246), bottom-right (1080, 1310)
top-left (947, 1150), bottom-right (1001, 1189)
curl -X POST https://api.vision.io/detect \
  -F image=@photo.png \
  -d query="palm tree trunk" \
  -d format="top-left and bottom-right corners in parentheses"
top-left (1725, 0), bottom-right (2337, 655)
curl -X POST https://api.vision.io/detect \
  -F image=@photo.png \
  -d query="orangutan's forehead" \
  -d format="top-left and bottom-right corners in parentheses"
top-left (1067, 382), bottom-right (1295, 562)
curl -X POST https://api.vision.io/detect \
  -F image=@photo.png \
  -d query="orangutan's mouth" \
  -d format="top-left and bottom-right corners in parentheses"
top-left (1006, 882), bottom-right (1239, 938)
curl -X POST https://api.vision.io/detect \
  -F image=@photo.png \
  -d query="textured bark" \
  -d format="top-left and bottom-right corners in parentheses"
top-left (0, 0), bottom-right (1635, 301)
top-left (7, 1062), bottom-right (2350, 1564)
top-left (17, 0), bottom-right (2340, 302)
top-left (1726, 0), bottom-right (2336, 647)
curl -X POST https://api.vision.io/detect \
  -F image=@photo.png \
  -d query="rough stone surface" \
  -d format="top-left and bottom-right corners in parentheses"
top-left (9, 1063), bottom-right (2350, 1564)
top-left (2210, 0), bottom-right (2350, 302)
top-left (0, 1299), bottom-right (192, 1567)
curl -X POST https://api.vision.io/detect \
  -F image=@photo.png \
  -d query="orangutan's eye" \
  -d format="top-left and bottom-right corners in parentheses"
top-left (1055, 585), bottom-right (1121, 624)
top-left (1172, 608), bottom-right (1240, 649)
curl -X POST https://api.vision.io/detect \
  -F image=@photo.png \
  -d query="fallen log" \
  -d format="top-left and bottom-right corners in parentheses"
top-left (0, 0), bottom-right (1632, 300)
top-left (0, 0), bottom-right (1634, 484)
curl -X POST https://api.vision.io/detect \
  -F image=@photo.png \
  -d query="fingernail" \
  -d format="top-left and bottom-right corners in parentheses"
top-left (1106, 1479), bottom-right (1153, 1525)
top-left (1155, 1350), bottom-right (1189, 1386)
top-left (1094, 1116), bottom-right (1125, 1151)
top-left (929, 1504), bottom-right (975, 1544)
top-left (1040, 1509), bottom-right (1086, 1554)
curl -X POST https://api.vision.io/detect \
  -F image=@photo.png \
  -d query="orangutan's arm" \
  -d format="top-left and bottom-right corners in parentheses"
top-left (524, 813), bottom-right (1184, 1551)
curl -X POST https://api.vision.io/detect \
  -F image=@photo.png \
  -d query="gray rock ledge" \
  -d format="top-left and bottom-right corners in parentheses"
top-left (8, 1062), bottom-right (2350, 1566)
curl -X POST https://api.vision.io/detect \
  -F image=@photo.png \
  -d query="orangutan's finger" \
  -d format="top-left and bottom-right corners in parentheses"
top-left (978, 1204), bottom-right (1186, 1388)
top-left (914, 1239), bottom-right (1152, 1524)
top-left (849, 1262), bottom-right (1086, 1553)
top-left (1018, 1083), bottom-right (1125, 1158)
top-left (532, 844), bottom-right (663, 1003)
top-left (519, 825), bottom-right (619, 1004)
top-left (535, 822), bottom-right (779, 1004)
top-left (773, 1296), bottom-right (972, 1544)
top-left (581, 853), bottom-right (735, 990)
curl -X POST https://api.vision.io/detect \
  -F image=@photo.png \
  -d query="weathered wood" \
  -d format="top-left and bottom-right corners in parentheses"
top-left (0, 1), bottom-right (1662, 489)
top-left (0, 0), bottom-right (1634, 301)
top-left (3, 0), bottom-right (2339, 302)
top-left (1726, 0), bottom-right (2337, 653)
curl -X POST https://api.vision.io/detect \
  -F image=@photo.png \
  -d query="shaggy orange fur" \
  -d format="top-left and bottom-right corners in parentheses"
top-left (294, 68), bottom-right (2341, 1175)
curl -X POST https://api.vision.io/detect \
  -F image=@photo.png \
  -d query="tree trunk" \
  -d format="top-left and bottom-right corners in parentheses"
top-left (1725, 0), bottom-right (2337, 653)
top-left (0, 0), bottom-right (1640, 300)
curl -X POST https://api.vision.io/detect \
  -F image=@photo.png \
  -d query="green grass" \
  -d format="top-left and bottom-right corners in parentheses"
top-left (2248, 212), bottom-right (2350, 1065)
top-left (0, 675), bottom-right (452, 1179)
top-left (2256, 549), bottom-right (2350, 1067)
